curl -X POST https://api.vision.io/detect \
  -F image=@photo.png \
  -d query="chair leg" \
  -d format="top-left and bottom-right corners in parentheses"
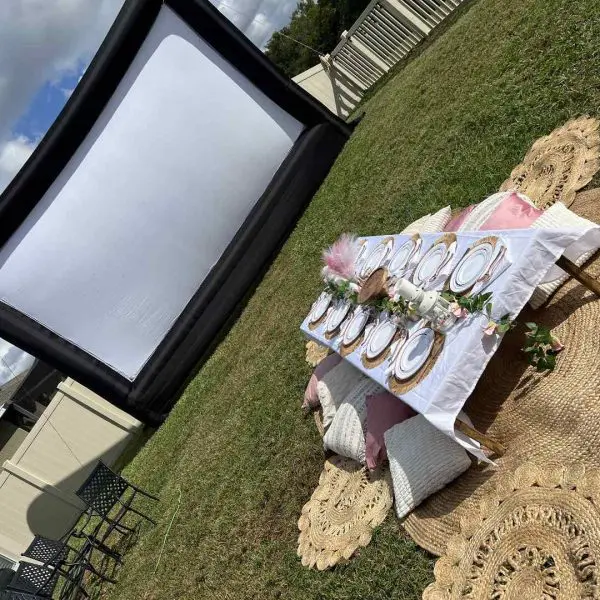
top-left (126, 504), bottom-right (157, 525)
top-left (92, 540), bottom-right (122, 563)
top-left (86, 564), bottom-right (117, 585)
top-left (61, 570), bottom-right (89, 600)
top-left (105, 515), bottom-right (136, 534)
top-left (132, 486), bottom-right (160, 502)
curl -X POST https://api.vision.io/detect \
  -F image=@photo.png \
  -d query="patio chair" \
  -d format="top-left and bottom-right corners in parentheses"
top-left (75, 461), bottom-right (158, 536)
top-left (7, 563), bottom-right (59, 598)
top-left (1, 591), bottom-right (47, 600)
top-left (67, 509), bottom-right (123, 564)
top-left (22, 535), bottom-right (117, 587)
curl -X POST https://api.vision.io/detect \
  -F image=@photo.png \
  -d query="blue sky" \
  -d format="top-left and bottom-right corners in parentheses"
top-left (0, 0), bottom-right (297, 193)
top-left (12, 69), bottom-right (83, 142)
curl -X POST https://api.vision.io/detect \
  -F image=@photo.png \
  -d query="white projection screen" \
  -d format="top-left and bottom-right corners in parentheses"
top-left (0, 0), bottom-right (352, 421)
top-left (0, 7), bottom-right (302, 380)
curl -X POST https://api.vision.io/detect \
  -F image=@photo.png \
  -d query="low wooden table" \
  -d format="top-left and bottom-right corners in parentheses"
top-left (302, 227), bottom-right (600, 462)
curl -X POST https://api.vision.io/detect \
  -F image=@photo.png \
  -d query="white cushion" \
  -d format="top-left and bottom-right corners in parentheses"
top-left (401, 214), bottom-right (431, 234)
top-left (457, 191), bottom-right (535, 231)
top-left (323, 379), bottom-right (384, 463)
top-left (384, 415), bottom-right (471, 519)
top-left (528, 202), bottom-right (600, 308)
top-left (317, 361), bottom-right (366, 430)
top-left (421, 206), bottom-right (452, 233)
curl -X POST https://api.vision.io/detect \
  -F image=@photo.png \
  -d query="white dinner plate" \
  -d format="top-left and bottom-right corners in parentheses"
top-left (449, 242), bottom-right (494, 293)
top-left (309, 292), bottom-right (331, 324)
top-left (388, 236), bottom-right (421, 276)
top-left (359, 238), bottom-right (394, 279)
top-left (394, 327), bottom-right (435, 380)
top-left (326, 301), bottom-right (352, 333)
top-left (354, 240), bottom-right (368, 275)
top-left (412, 244), bottom-right (449, 287)
top-left (365, 319), bottom-right (397, 359)
top-left (342, 307), bottom-right (370, 346)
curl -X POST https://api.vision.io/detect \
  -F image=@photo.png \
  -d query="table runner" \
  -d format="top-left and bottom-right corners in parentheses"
top-left (301, 227), bottom-right (600, 461)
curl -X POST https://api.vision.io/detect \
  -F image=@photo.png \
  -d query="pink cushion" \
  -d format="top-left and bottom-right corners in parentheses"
top-left (365, 392), bottom-right (416, 469)
top-left (303, 353), bottom-right (342, 409)
top-left (480, 192), bottom-right (542, 230)
top-left (444, 205), bottom-right (475, 232)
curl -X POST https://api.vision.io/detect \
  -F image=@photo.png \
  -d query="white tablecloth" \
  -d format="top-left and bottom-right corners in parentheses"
top-left (301, 227), bottom-right (600, 461)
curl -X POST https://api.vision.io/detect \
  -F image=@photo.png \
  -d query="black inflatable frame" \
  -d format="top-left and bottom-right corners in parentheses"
top-left (0, 0), bottom-right (353, 423)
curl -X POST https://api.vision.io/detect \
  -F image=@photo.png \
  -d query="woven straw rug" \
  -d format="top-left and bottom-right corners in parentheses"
top-left (500, 116), bottom-right (600, 209)
top-left (403, 187), bottom-right (600, 557)
top-left (424, 462), bottom-right (600, 599)
top-left (297, 455), bottom-right (393, 570)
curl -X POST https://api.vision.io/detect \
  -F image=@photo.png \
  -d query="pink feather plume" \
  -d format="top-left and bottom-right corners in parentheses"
top-left (322, 233), bottom-right (359, 281)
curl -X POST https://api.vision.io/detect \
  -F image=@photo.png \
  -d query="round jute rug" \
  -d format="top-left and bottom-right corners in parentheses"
top-left (403, 188), bottom-right (600, 557)
top-left (499, 116), bottom-right (600, 209)
top-left (423, 463), bottom-right (600, 600)
top-left (297, 455), bottom-right (393, 570)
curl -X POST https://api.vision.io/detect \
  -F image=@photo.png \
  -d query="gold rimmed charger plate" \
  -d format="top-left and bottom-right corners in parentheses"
top-left (445, 235), bottom-right (499, 296)
top-left (339, 312), bottom-right (372, 357)
top-left (387, 331), bottom-right (445, 394)
top-left (308, 310), bottom-right (328, 331)
top-left (387, 233), bottom-right (422, 282)
top-left (323, 301), bottom-right (353, 340)
top-left (358, 236), bottom-right (395, 283)
top-left (432, 232), bottom-right (457, 248)
top-left (361, 326), bottom-right (407, 370)
top-left (412, 233), bottom-right (457, 287)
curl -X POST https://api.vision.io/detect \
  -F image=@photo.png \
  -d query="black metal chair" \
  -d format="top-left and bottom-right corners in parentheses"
top-left (22, 535), bottom-right (116, 588)
top-left (7, 563), bottom-right (59, 598)
top-left (75, 461), bottom-right (158, 536)
top-left (1, 591), bottom-right (47, 600)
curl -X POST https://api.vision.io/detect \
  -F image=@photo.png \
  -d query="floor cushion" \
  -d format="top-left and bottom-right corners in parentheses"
top-left (303, 353), bottom-right (342, 409)
top-left (323, 379), bottom-right (384, 464)
top-left (529, 201), bottom-right (600, 308)
top-left (317, 361), bottom-right (367, 430)
top-left (480, 191), bottom-right (542, 230)
top-left (384, 415), bottom-right (471, 519)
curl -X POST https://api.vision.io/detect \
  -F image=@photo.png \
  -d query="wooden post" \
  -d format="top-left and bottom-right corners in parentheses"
top-left (455, 419), bottom-right (506, 457)
top-left (556, 255), bottom-right (600, 297)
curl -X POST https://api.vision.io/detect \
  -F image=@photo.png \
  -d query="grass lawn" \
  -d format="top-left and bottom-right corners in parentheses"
top-left (101, 0), bottom-right (600, 598)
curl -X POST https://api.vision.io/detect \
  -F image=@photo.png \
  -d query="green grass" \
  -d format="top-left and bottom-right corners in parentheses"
top-left (101, 0), bottom-right (600, 598)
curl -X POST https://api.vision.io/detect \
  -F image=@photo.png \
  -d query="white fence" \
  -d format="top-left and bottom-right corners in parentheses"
top-left (313, 0), bottom-right (466, 117)
top-left (0, 379), bottom-right (141, 564)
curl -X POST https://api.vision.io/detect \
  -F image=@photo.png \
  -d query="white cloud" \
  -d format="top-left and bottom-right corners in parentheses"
top-left (210, 0), bottom-right (297, 50)
top-left (0, 0), bottom-right (125, 192)
top-left (0, 0), bottom-right (296, 193)
top-left (0, 338), bottom-right (35, 386)
top-left (0, 135), bottom-right (36, 192)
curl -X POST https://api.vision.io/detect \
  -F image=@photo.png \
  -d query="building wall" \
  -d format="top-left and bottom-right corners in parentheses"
top-left (0, 379), bottom-right (142, 563)
top-left (292, 64), bottom-right (338, 114)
